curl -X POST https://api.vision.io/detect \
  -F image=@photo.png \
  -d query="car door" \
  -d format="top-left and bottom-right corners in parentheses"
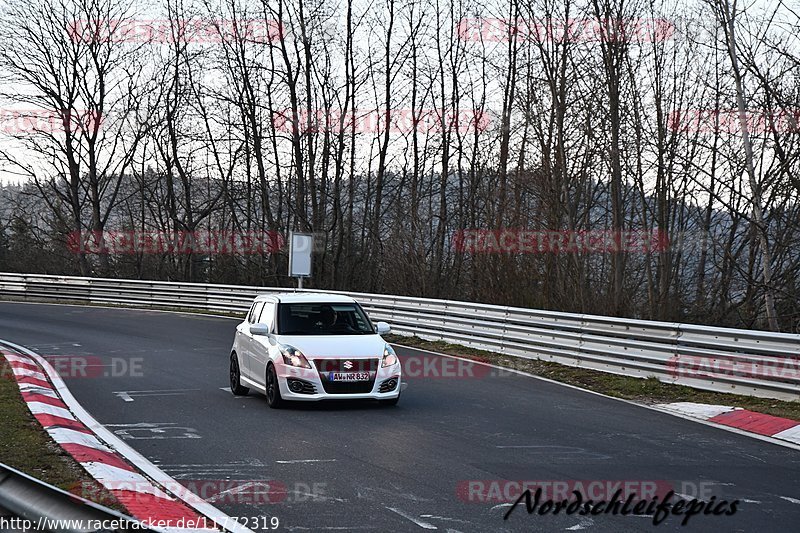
top-left (251, 301), bottom-right (276, 387)
top-left (234, 303), bottom-right (255, 379)
top-left (240, 301), bottom-right (264, 380)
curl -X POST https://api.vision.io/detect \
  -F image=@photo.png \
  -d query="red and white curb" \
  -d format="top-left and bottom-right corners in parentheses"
top-left (0, 340), bottom-right (253, 533)
top-left (655, 402), bottom-right (800, 446)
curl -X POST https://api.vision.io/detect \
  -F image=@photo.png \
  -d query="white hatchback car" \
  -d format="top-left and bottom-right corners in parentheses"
top-left (229, 293), bottom-right (402, 408)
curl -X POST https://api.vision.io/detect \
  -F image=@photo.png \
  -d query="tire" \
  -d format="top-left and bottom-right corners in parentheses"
top-left (379, 394), bottom-right (400, 406)
top-left (230, 353), bottom-right (249, 396)
top-left (266, 364), bottom-right (285, 408)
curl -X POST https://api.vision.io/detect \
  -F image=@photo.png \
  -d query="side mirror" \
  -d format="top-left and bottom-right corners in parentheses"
top-left (249, 323), bottom-right (270, 336)
top-left (375, 322), bottom-right (391, 335)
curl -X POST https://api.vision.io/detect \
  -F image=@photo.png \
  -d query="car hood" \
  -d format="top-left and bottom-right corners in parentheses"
top-left (269, 334), bottom-right (387, 358)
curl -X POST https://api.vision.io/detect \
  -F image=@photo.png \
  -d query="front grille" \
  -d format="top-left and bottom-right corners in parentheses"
top-left (379, 378), bottom-right (398, 393)
top-left (314, 358), bottom-right (379, 394)
top-left (287, 378), bottom-right (316, 395)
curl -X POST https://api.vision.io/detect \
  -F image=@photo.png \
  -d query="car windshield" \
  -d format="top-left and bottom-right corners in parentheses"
top-left (277, 302), bottom-right (374, 335)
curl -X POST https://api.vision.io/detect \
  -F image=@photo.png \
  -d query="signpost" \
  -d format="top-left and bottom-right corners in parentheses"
top-left (288, 232), bottom-right (314, 289)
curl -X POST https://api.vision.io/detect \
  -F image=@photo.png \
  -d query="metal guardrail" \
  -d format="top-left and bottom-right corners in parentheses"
top-left (0, 462), bottom-right (149, 532)
top-left (1, 272), bottom-right (799, 400)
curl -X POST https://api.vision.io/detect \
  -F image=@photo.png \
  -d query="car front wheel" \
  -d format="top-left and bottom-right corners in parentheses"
top-left (266, 364), bottom-right (285, 408)
top-left (230, 353), bottom-right (249, 396)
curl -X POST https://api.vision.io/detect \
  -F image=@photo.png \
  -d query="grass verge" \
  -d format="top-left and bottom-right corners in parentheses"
top-left (385, 334), bottom-right (800, 421)
top-left (0, 357), bottom-right (128, 513)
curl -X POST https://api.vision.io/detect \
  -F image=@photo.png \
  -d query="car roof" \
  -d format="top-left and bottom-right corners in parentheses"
top-left (254, 292), bottom-right (357, 304)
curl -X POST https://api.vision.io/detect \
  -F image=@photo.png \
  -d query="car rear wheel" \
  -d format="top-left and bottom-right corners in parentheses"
top-left (230, 353), bottom-right (249, 396)
top-left (266, 364), bottom-right (285, 408)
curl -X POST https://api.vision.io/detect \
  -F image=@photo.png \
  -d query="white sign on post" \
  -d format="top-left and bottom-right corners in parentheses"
top-left (289, 232), bottom-right (313, 288)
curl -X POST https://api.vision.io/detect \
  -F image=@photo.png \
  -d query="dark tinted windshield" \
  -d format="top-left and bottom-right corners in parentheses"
top-left (277, 302), bottom-right (374, 335)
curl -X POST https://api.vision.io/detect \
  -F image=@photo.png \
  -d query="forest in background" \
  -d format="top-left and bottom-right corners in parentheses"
top-left (0, 0), bottom-right (799, 332)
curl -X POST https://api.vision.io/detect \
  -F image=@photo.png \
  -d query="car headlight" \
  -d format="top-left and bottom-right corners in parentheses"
top-left (280, 345), bottom-right (312, 369)
top-left (381, 344), bottom-right (398, 367)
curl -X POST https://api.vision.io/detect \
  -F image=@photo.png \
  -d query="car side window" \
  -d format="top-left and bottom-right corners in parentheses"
top-left (258, 302), bottom-right (275, 333)
top-left (249, 302), bottom-right (264, 324)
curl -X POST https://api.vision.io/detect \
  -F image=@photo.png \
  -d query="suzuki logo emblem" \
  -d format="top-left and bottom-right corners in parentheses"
top-left (343, 360), bottom-right (353, 370)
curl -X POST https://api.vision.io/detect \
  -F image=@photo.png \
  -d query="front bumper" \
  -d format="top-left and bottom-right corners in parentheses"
top-left (276, 360), bottom-right (401, 401)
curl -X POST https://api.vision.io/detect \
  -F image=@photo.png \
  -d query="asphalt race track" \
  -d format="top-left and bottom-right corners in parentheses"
top-left (1, 301), bottom-right (799, 532)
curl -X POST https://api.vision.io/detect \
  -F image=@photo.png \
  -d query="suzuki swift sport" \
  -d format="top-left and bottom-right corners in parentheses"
top-left (229, 293), bottom-right (402, 407)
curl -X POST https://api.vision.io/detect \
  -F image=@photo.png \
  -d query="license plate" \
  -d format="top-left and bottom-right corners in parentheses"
top-left (329, 372), bottom-right (370, 382)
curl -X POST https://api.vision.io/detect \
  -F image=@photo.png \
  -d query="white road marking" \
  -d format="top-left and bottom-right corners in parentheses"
top-left (494, 445), bottom-right (611, 460)
top-left (114, 389), bottom-right (201, 393)
top-left (112, 389), bottom-right (201, 402)
top-left (276, 459), bottom-right (337, 464)
top-left (160, 461), bottom-right (267, 479)
top-left (219, 387), bottom-right (256, 397)
top-left (105, 423), bottom-right (201, 440)
top-left (105, 422), bottom-right (179, 426)
top-left (741, 499), bottom-right (762, 504)
top-left (489, 503), bottom-right (513, 511)
top-left (112, 388), bottom-right (200, 400)
top-left (206, 481), bottom-right (261, 503)
top-left (565, 517), bottom-right (594, 530)
top-left (385, 507), bottom-right (438, 530)
top-left (160, 462), bottom-right (266, 467)
top-left (289, 490), bottom-right (347, 503)
top-left (495, 445), bottom-right (547, 448)
top-left (737, 452), bottom-right (767, 463)
top-left (779, 496), bottom-right (800, 505)
top-left (418, 515), bottom-right (470, 524)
